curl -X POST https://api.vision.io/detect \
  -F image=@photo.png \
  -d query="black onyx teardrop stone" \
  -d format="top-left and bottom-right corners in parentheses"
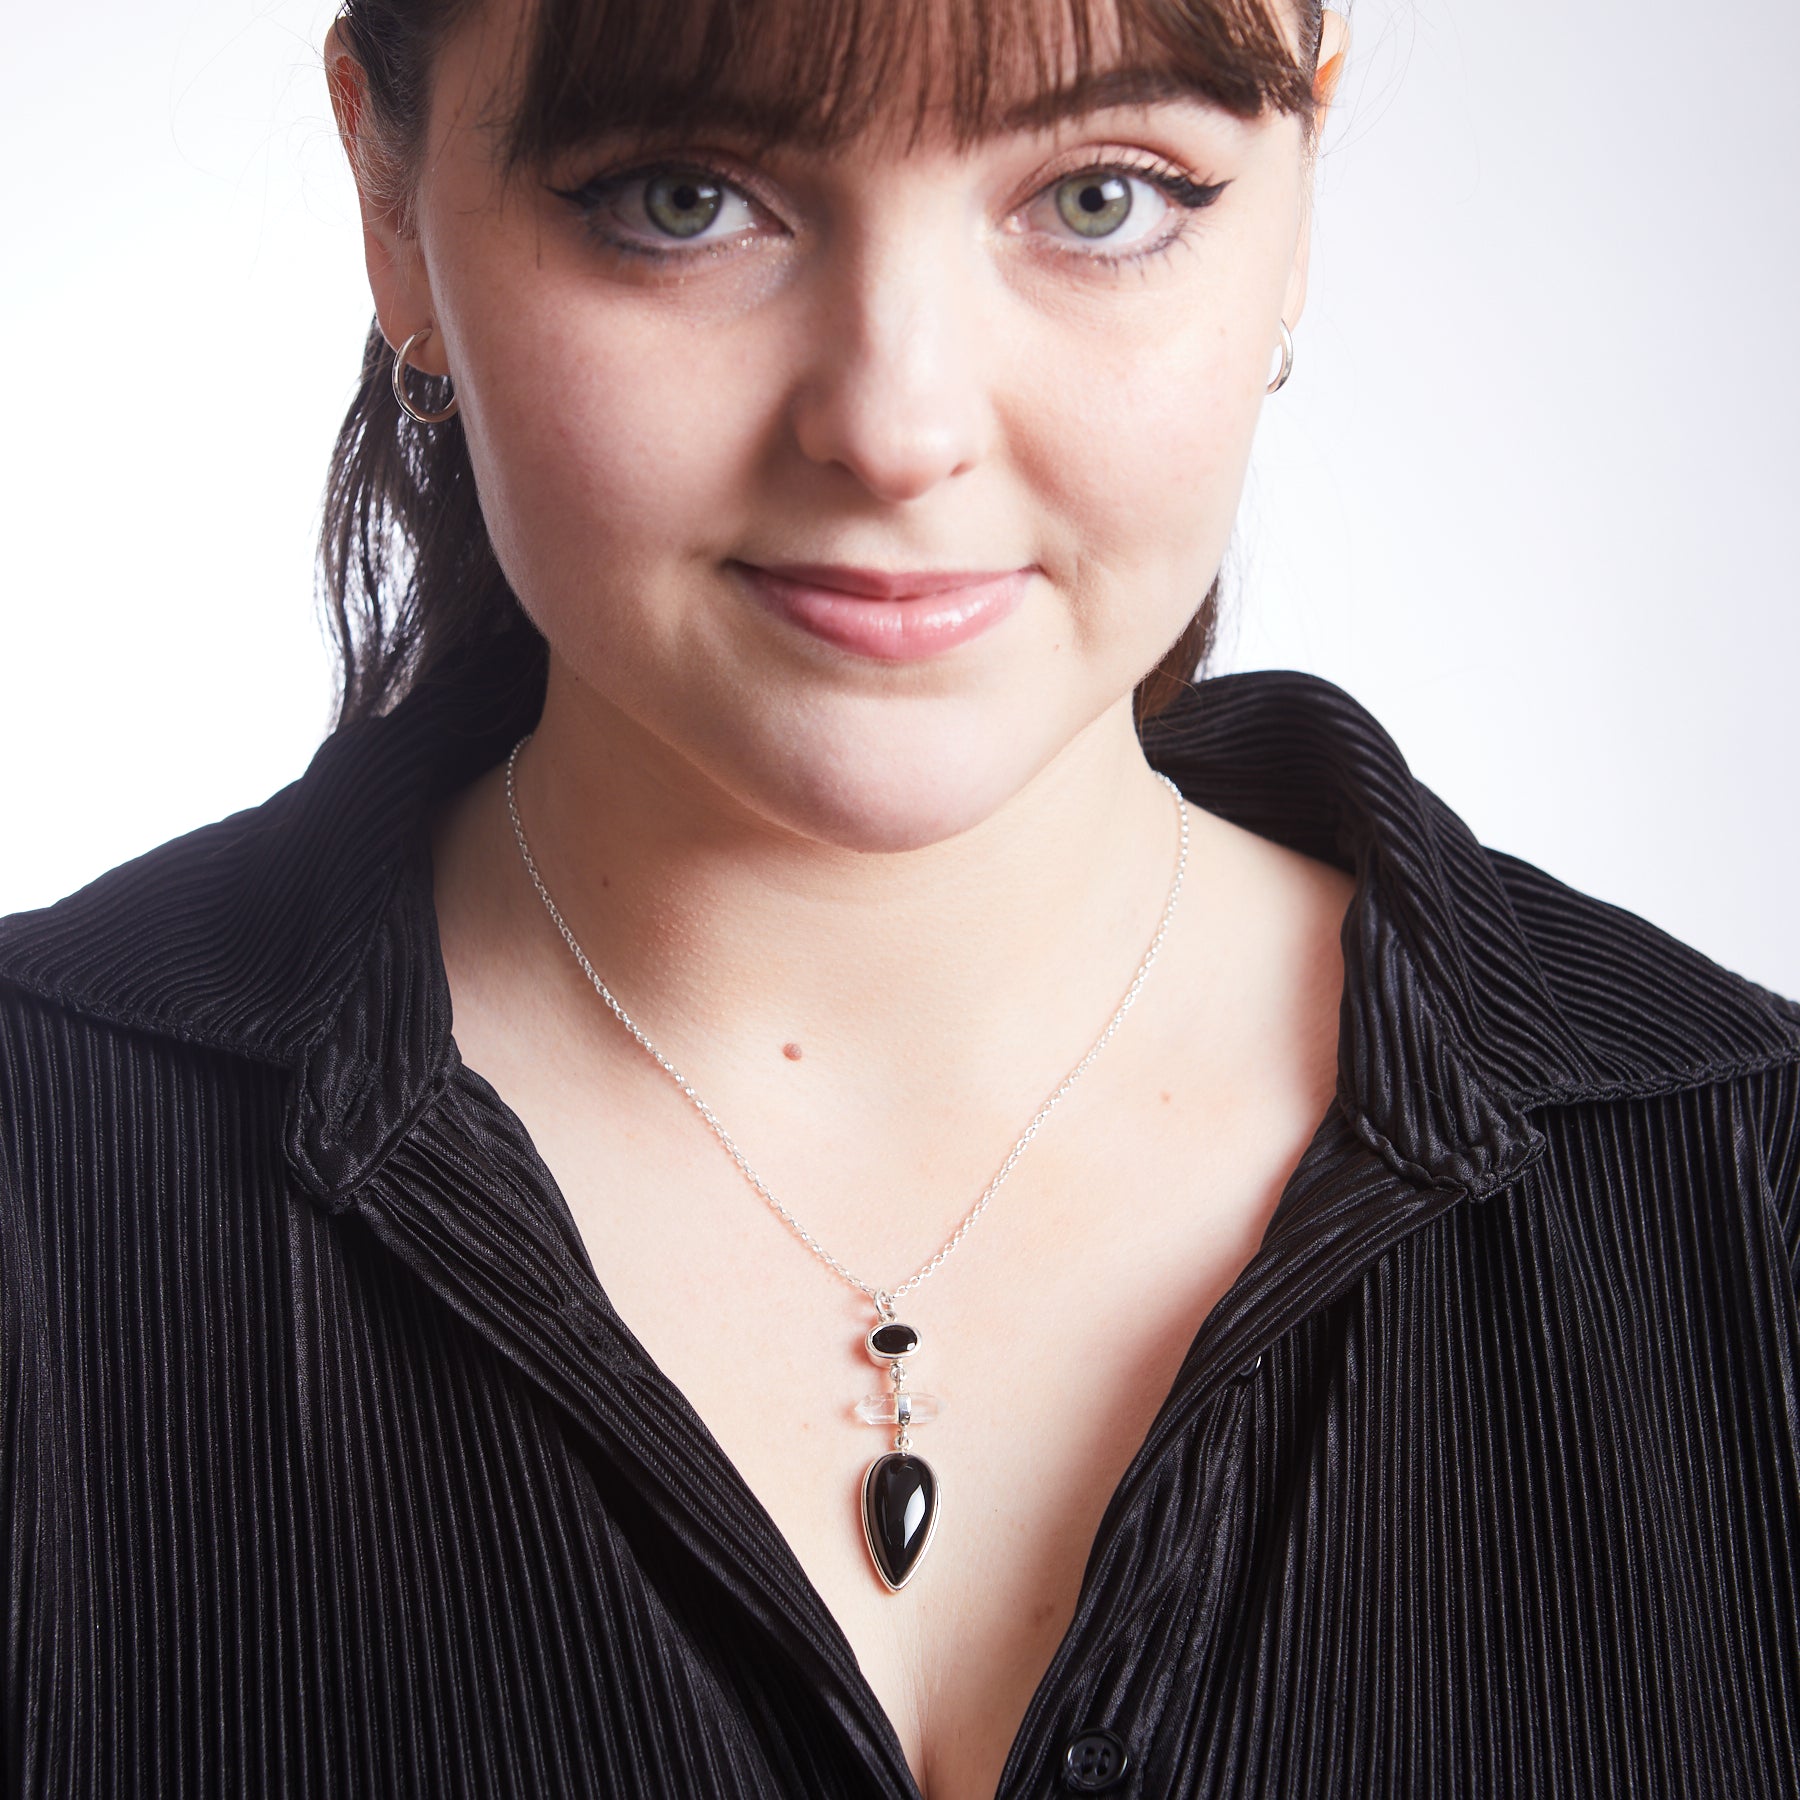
top-left (868, 1322), bottom-right (919, 1359)
top-left (862, 1453), bottom-right (938, 1590)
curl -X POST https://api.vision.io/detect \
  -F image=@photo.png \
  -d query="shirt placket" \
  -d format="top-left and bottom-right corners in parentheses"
top-left (994, 1110), bottom-right (1506, 1798)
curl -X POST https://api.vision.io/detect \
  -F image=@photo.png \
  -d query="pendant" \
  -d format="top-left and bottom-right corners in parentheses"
top-left (855, 1296), bottom-right (941, 1591)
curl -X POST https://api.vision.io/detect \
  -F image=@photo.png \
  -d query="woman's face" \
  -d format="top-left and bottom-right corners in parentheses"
top-left (339, 0), bottom-right (1345, 851)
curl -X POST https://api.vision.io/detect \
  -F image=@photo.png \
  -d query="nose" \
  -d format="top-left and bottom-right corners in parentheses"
top-left (785, 229), bottom-right (992, 504)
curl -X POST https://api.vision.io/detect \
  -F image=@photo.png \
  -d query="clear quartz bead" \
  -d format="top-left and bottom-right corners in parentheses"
top-left (855, 1391), bottom-right (940, 1426)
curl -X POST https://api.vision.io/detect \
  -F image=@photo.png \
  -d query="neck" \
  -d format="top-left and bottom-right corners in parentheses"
top-left (434, 661), bottom-right (1200, 1146)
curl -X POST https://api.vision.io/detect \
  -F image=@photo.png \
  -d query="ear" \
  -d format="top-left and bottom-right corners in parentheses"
top-left (324, 19), bottom-right (449, 377)
top-left (1281, 6), bottom-right (1350, 336)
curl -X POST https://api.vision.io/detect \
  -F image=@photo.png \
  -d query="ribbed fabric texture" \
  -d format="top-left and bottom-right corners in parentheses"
top-left (3, 668), bottom-right (1799, 1798)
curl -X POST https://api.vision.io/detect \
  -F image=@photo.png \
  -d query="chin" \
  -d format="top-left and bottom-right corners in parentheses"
top-left (775, 763), bottom-right (1022, 856)
top-left (725, 716), bottom-right (1039, 856)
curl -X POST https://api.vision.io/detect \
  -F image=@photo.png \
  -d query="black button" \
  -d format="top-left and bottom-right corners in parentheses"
top-left (1062, 1727), bottom-right (1131, 1792)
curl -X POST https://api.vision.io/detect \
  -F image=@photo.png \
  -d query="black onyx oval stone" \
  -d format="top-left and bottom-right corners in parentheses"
top-left (868, 1322), bottom-right (919, 1360)
top-left (861, 1453), bottom-right (938, 1590)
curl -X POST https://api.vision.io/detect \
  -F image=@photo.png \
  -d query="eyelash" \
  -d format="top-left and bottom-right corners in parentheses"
top-left (550, 151), bottom-right (1229, 270)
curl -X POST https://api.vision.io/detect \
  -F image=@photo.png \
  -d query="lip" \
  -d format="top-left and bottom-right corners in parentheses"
top-left (733, 561), bottom-right (1033, 661)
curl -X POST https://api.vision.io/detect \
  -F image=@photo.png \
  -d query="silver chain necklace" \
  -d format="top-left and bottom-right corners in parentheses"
top-left (504, 736), bottom-right (1190, 1592)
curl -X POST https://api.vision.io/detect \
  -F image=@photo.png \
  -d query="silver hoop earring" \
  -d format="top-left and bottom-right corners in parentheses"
top-left (391, 326), bottom-right (459, 425)
top-left (1266, 318), bottom-right (1294, 395)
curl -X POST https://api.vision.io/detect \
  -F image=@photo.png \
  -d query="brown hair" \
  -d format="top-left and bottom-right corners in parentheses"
top-left (320, 0), bottom-right (1330, 733)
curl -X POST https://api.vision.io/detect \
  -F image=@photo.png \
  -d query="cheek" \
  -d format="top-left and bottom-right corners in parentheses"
top-left (1011, 309), bottom-right (1266, 654)
top-left (437, 261), bottom-right (772, 661)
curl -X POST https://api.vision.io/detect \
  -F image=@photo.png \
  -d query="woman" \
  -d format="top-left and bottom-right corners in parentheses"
top-left (3, 0), bottom-right (1797, 1795)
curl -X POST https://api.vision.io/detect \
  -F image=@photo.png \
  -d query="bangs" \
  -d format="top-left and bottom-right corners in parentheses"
top-left (494, 0), bottom-right (1322, 171)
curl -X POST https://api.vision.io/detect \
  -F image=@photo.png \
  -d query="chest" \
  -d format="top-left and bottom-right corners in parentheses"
top-left (28, 1042), bottom-right (1800, 1797)
top-left (504, 1063), bottom-right (1331, 1800)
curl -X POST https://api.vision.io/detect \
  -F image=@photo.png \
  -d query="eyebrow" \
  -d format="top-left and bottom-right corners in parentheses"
top-left (552, 64), bottom-right (1240, 162)
top-left (994, 66), bottom-right (1241, 134)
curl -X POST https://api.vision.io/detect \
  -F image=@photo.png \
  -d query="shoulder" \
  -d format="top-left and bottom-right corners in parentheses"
top-left (0, 795), bottom-right (301, 1063)
top-left (0, 736), bottom-right (421, 1222)
top-left (1477, 842), bottom-right (1800, 1226)
top-left (1478, 841), bottom-right (1800, 1104)
top-left (0, 669), bottom-right (538, 1078)
top-left (0, 784), bottom-right (324, 1211)
top-left (1150, 667), bottom-right (1800, 1099)
top-left (0, 697), bottom-right (448, 1073)
top-left (1145, 669), bottom-right (1800, 1199)
top-left (0, 681), bottom-right (524, 1215)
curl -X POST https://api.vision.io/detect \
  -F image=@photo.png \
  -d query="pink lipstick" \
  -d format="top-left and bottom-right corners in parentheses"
top-left (733, 561), bottom-right (1032, 661)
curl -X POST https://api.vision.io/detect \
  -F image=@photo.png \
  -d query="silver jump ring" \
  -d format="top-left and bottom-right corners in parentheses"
top-left (1266, 318), bottom-right (1295, 395)
top-left (391, 326), bottom-right (459, 425)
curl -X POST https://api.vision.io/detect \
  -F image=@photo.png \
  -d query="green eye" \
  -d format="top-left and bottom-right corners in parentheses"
top-left (644, 172), bottom-right (725, 239)
top-left (1054, 172), bottom-right (1134, 239)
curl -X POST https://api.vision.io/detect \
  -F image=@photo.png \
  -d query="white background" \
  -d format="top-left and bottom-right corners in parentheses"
top-left (4, 0), bottom-right (1796, 994)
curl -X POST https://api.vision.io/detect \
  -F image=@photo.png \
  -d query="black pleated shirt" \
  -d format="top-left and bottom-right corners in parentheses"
top-left (4, 669), bottom-right (1800, 1798)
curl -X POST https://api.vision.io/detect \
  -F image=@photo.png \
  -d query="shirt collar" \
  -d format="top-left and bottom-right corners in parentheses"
top-left (4, 668), bottom-right (1794, 1210)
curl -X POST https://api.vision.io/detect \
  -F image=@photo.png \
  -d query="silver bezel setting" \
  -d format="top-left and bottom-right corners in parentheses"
top-left (860, 1452), bottom-right (940, 1593)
